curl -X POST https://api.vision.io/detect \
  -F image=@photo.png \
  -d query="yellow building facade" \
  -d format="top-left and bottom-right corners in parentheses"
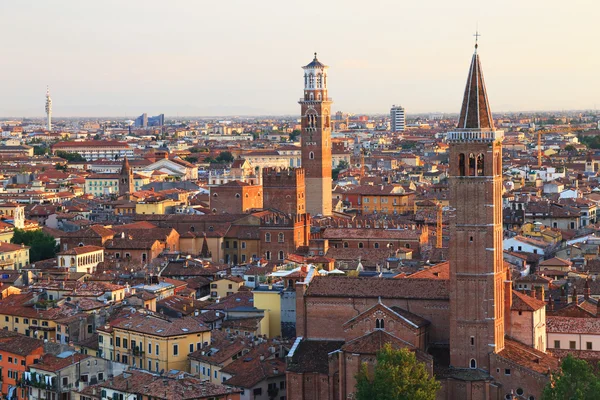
top-left (99, 315), bottom-right (211, 373)
top-left (252, 288), bottom-right (281, 338)
top-left (209, 277), bottom-right (245, 299)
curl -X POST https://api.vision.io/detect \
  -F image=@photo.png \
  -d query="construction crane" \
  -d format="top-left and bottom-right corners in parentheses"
top-left (436, 202), bottom-right (443, 249)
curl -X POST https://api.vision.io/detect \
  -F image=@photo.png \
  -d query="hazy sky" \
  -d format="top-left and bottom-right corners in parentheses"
top-left (1, 0), bottom-right (598, 117)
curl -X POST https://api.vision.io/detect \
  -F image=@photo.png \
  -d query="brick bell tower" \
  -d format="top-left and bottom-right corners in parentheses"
top-left (119, 156), bottom-right (134, 197)
top-left (448, 41), bottom-right (505, 372)
top-left (299, 53), bottom-right (332, 216)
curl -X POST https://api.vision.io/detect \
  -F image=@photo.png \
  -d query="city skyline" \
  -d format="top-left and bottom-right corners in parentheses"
top-left (1, 0), bottom-right (598, 117)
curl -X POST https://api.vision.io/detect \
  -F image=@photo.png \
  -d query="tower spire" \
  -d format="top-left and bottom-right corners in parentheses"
top-left (457, 37), bottom-right (494, 130)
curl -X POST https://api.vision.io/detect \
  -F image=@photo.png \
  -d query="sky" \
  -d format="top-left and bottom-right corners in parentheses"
top-left (1, 0), bottom-right (599, 117)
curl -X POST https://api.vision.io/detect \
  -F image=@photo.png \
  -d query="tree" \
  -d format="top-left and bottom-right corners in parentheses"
top-left (564, 144), bottom-right (577, 152)
top-left (289, 129), bottom-right (301, 142)
top-left (542, 355), bottom-right (600, 400)
top-left (33, 146), bottom-right (48, 156)
top-left (184, 156), bottom-right (199, 163)
top-left (355, 343), bottom-right (439, 400)
top-left (332, 160), bottom-right (350, 181)
top-left (11, 229), bottom-right (58, 262)
top-left (216, 151), bottom-right (234, 163)
top-left (55, 151), bottom-right (86, 162)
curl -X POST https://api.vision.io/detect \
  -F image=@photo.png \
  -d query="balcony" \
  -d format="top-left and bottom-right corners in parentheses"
top-left (446, 129), bottom-right (504, 143)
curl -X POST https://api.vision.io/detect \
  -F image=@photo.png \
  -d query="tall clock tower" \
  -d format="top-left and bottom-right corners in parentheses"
top-left (448, 42), bottom-right (506, 372)
top-left (299, 53), bottom-right (332, 216)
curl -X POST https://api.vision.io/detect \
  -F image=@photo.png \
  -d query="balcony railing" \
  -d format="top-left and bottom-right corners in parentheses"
top-left (446, 129), bottom-right (504, 142)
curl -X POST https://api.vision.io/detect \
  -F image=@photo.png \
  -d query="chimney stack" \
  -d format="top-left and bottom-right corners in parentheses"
top-left (572, 287), bottom-right (579, 305)
top-left (584, 279), bottom-right (591, 300)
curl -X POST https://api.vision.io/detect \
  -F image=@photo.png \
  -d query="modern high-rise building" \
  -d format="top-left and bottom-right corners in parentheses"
top-left (390, 104), bottom-right (405, 132)
top-left (45, 86), bottom-right (52, 131)
top-left (299, 53), bottom-right (332, 216)
top-left (134, 113), bottom-right (164, 128)
top-left (447, 41), bottom-right (506, 371)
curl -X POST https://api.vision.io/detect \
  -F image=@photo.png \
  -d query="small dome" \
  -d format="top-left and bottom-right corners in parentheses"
top-left (303, 52), bottom-right (327, 69)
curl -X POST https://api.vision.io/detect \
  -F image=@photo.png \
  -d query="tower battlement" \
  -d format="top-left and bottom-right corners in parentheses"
top-left (261, 212), bottom-right (309, 226)
top-left (262, 167), bottom-right (305, 187)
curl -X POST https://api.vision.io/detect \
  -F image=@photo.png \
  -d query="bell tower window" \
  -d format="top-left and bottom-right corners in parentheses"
top-left (468, 154), bottom-right (476, 176)
top-left (476, 154), bottom-right (484, 176)
top-left (458, 154), bottom-right (465, 176)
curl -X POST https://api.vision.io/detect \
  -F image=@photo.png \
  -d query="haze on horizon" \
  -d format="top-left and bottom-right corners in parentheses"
top-left (1, 0), bottom-right (598, 118)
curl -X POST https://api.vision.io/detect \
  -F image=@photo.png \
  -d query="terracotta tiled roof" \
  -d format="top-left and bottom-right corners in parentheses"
top-left (547, 316), bottom-right (600, 334)
top-left (221, 344), bottom-right (286, 389)
top-left (407, 262), bottom-right (449, 280)
top-left (286, 339), bottom-right (344, 374)
top-left (205, 291), bottom-right (254, 310)
top-left (0, 330), bottom-right (43, 356)
top-left (305, 276), bottom-right (449, 300)
top-left (221, 317), bottom-right (262, 332)
top-left (540, 257), bottom-right (572, 267)
top-left (496, 337), bottom-right (558, 375)
top-left (189, 331), bottom-right (249, 366)
top-left (512, 291), bottom-right (546, 312)
top-left (111, 314), bottom-right (210, 336)
top-left (57, 245), bottom-right (104, 256)
top-left (33, 353), bottom-right (90, 372)
top-left (322, 228), bottom-right (421, 240)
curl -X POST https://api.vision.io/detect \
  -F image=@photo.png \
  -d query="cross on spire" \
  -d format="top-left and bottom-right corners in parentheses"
top-left (474, 30), bottom-right (481, 50)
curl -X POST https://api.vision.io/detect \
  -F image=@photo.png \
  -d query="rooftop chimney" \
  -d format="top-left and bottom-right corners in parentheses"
top-left (585, 279), bottom-right (591, 300)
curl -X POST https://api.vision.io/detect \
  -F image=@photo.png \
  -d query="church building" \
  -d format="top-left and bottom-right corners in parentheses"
top-left (286, 43), bottom-right (558, 400)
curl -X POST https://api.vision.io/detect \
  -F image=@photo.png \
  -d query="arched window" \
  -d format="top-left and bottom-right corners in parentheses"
top-left (278, 233), bottom-right (284, 243)
top-left (374, 243), bottom-right (379, 249)
top-left (468, 154), bottom-right (476, 176)
top-left (265, 233), bottom-right (271, 243)
top-left (265, 251), bottom-right (271, 260)
top-left (375, 319), bottom-right (380, 329)
top-left (317, 93), bottom-right (321, 101)
top-left (405, 243), bottom-right (410, 249)
top-left (278, 251), bottom-right (284, 260)
top-left (516, 388), bottom-right (524, 396)
top-left (343, 242), bottom-right (349, 248)
top-left (358, 242), bottom-right (364, 249)
top-left (458, 153), bottom-right (465, 176)
top-left (212, 193), bottom-right (218, 197)
top-left (309, 93), bottom-right (314, 100)
top-left (304, 74), bottom-right (308, 87)
top-left (309, 73), bottom-right (314, 88)
top-left (190, 226), bottom-right (195, 232)
top-left (316, 73), bottom-right (322, 88)
top-left (309, 152), bottom-right (314, 160)
top-left (470, 359), bottom-right (476, 369)
top-left (476, 154), bottom-right (484, 176)
top-left (235, 193), bottom-right (240, 198)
